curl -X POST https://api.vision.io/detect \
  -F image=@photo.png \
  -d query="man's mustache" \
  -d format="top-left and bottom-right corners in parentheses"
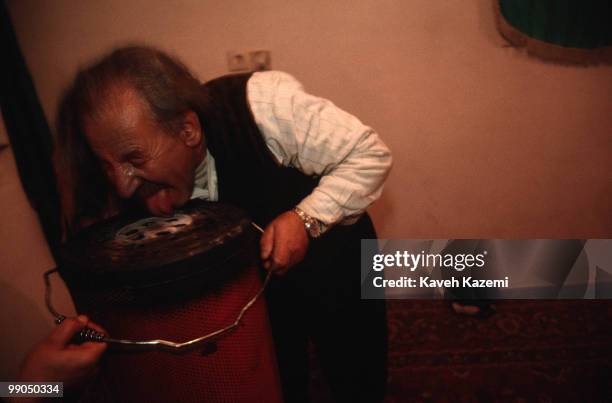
top-left (134, 180), bottom-right (165, 200)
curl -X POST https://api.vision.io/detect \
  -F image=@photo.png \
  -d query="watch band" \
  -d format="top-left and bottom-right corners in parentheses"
top-left (293, 207), bottom-right (324, 238)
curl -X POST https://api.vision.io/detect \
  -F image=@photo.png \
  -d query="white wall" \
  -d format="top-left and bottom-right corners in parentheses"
top-left (2, 0), bottom-right (611, 376)
top-left (0, 115), bottom-right (75, 379)
top-left (7, 0), bottom-right (611, 238)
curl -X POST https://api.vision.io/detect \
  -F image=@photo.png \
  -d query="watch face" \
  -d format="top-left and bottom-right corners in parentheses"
top-left (294, 208), bottom-right (322, 238)
top-left (307, 220), bottom-right (321, 238)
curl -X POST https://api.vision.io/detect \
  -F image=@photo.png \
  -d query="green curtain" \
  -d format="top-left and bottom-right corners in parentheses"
top-left (496, 0), bottom-right (612, 64)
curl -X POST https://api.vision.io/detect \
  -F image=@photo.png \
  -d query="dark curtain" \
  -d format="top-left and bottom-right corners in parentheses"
top-left (0, 0), bottom-right (61, 259)
top-left (499, 0), bottom-right (612, 49)
top-left (496, 0), bottom-right (612, 64)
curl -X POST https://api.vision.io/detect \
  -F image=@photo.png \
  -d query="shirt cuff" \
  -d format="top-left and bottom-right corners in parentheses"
top-left (295, 189), bottom-right (346, 234)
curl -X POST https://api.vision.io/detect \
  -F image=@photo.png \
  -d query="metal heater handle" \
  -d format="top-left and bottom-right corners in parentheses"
top-left (45, 222), bottom-right (271, 353)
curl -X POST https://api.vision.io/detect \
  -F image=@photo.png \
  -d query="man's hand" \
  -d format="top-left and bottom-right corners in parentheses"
top-left (260, 210), bottom-right (309, 275)
top-left (19, 316), bottom-right (107, 387)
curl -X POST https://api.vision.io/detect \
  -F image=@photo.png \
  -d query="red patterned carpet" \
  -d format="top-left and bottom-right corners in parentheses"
top-left (311, 300), bottom-right (612, 403)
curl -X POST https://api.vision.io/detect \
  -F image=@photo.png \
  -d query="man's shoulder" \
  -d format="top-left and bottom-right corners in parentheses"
top-left (203, 71), bottom-right (301, 90)
top-left (201, 71), bottom-right (252, 90)
top-left (201, 71), bottom-right (306, 113)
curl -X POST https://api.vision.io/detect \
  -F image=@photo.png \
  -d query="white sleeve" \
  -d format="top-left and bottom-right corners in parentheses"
top-left (247, 71), bottom-right (392, 230)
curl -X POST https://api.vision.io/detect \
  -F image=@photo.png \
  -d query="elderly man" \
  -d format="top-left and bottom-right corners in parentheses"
top-left (56, 46), bottom-right (391, 402)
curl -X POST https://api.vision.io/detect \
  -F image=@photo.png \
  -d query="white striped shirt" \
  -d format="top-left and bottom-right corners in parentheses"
top-left (192, 71), bottom-right (392, 233)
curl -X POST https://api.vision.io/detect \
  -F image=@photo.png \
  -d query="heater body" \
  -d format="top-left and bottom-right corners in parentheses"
top-left (59, 201), bottom-right (282, 403)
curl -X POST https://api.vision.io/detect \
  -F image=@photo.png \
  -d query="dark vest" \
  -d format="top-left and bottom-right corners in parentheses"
top-left (199, 73), bottom-right (380, 300)
top-left (200, 73), bottom-right (319, 227)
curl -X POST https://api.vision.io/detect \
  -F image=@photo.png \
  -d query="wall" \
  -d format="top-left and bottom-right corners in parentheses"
top-left (0, 115), bottom-right (75, 379)
top-left (2, 0), bottom-right (611, 376)
top-left (6, 0), bottom-right (612, 238)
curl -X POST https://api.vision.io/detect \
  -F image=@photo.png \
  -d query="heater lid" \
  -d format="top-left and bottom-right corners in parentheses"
top-left (59, 200), bottom-right (255, 290)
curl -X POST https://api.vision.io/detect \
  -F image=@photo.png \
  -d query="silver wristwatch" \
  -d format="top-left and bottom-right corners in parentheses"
top-left (293, 207), bottom-right (325, 238)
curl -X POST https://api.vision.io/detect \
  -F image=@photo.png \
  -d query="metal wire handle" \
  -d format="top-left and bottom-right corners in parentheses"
top-left (44, 222), bottom-right (270, 353)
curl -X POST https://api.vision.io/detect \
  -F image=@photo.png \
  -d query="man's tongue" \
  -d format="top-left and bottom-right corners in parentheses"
top-left (146, 188), bottom-right (174, 216)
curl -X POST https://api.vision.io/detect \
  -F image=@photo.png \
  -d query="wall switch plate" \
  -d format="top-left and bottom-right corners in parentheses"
top-left (227, 51), bottom-right (250, 72)
top-left (249, 50), bottom-right (271, 71)
top-left (227, 50), bottom-right (271, 72)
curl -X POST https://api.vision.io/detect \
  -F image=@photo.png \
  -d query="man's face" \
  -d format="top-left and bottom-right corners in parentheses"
top-left (83, 87), bottom-right (204, 216)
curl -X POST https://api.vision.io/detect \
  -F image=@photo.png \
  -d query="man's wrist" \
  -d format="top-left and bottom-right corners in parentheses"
top-left (293, 207), bottom-right (326, 238)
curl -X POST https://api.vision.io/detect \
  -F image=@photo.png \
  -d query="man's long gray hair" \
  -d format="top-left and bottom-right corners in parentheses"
top-left (55, 45), bottom-right (210, 233)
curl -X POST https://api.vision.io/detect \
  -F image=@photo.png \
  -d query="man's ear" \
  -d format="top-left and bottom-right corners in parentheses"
top-left (179, 110), bottom-right (203, 148)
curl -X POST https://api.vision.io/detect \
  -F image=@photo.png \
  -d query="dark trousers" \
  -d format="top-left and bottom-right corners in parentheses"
top-left (266, 214), bottom-right (388, 403)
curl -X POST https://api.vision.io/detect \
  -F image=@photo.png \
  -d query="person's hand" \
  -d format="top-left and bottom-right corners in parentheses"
top-left (19, 316), bottom-right (107, 388)
top-left (260, 210), bottom-right (309, 275)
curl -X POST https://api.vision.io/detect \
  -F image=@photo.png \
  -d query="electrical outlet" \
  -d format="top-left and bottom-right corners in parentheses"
top-left (249, 50), bottom-right (271, 71)
top-left (227, 51), bottom-right (250, 72)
